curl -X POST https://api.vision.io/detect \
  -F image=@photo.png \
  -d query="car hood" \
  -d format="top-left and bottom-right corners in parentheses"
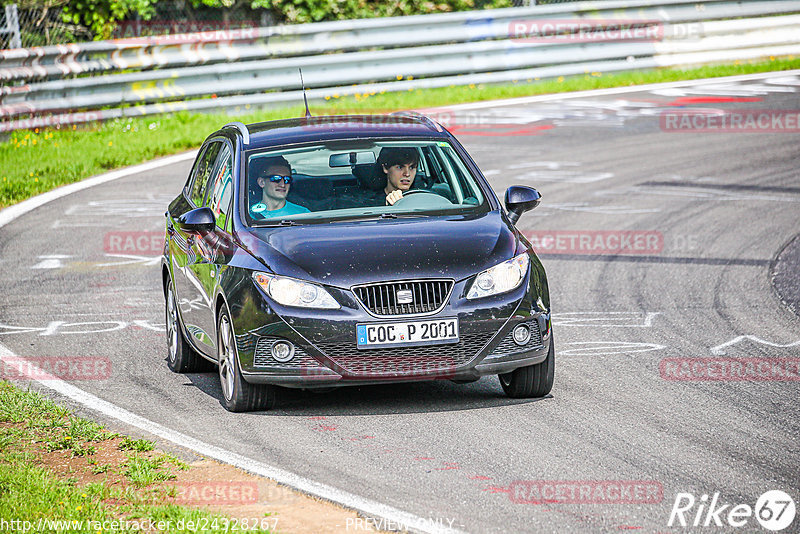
top-left (240, 211), bottom-right (519, 288)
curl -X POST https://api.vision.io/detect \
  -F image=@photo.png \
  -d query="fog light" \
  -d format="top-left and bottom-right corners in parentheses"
top-left (271, 341), bottom-right (295, 363)
top-left (513, 324), bottom-right (531, 346)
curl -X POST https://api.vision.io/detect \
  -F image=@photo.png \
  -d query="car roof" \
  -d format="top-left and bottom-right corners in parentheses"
top-left (216, 114), bottom-right (451, 149)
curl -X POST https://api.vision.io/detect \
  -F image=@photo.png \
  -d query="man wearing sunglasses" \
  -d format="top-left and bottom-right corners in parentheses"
top-left (251, 156), bottom-right (310, 219)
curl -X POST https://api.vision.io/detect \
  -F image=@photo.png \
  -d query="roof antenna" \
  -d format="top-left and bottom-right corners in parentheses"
top-left (299, 68), bottom-right (311, 118)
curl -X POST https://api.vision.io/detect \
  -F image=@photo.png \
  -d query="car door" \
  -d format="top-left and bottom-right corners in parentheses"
top-left (171, 140), bottom-right (223, 354)
top-left (186, 142), bottom-right (236, 357)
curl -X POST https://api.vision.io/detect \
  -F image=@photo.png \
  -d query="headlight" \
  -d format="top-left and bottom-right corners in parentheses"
top-left (253, 273), bottom-right (340, 309)
top-left (466, 253), bottom-right (529, 300)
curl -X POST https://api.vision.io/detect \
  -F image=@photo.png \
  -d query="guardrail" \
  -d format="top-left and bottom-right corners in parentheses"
top-left (1, 0), bottom-right (800, 132)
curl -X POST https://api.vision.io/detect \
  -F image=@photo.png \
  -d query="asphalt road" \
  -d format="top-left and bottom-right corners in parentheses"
top-left (1, 72), bottom-right (799, 533)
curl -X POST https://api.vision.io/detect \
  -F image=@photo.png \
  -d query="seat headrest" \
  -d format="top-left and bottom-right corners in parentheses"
top-left (290, 176), bottom-right (333, 198)
top-left (352, 163), bottom-right (386, 191)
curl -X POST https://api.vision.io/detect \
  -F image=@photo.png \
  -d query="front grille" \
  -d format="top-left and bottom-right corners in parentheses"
top-left (353, 279), bottom-right (453, 316)
top-left (253, 337), bottom-right (320, 368)
top-left (316, 331), bottom-right (495, 376)
top-left (488, 322), bottom-right (544, 357)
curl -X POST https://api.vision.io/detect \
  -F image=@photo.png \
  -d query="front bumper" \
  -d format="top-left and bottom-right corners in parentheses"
top-left (231, 275), bottom-right (551, 388)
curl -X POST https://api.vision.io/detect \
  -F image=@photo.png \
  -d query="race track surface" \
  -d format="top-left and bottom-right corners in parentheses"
top-left (1, 72), bottom-right (799, 533)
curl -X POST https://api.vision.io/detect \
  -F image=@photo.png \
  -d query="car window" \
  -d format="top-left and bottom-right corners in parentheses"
top-left (184, 145), bottom-right (208, 194)
top-left (244, 140), bottom-right (488, 225)
top-left (190, 141), bottom-right (223, 206)
top-left (205, 145), bottom-right (234, 230)
top-left (436, 144), bottom-right (481, 203)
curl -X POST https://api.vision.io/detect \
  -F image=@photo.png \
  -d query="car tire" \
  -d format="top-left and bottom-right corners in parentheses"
top-left (499, 333), bottom-right (554, 398)
top-left (217, 307), bottom-right (277, 412)
top-left (165, 278), bottom-right (213, 373)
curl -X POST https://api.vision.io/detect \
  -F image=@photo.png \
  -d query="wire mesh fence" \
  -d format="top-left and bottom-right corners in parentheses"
top-left (1, 1), bottom-right (81, 48)
top-left (0, 1), bottom-right (269, 48)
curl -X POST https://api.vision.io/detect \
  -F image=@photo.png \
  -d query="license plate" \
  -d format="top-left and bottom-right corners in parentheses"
top-left (356, 318), bottom-right (459, 349)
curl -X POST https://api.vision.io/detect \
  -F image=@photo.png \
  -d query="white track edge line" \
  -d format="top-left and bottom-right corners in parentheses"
top-left (0, 151), bottom-right (463, 534)
top-left (421, 69), bottom-right (800, 112)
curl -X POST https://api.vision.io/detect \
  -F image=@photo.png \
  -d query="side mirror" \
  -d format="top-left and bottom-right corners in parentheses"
top-left (176, 207), bottom-right (215, 233)
top-left (504, 186), bottom-right (541, 225)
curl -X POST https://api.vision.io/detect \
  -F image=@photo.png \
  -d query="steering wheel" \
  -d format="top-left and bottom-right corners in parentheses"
top-left (399, 189), bottom-right (431, 198)
top-left (393, 189), bottom-right (452, 208)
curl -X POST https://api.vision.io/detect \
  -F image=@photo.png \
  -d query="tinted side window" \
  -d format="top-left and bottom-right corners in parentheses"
top-left (183, 145), bottom-right (209, 193)
top-left (205, 145), bottom-right (234, 230)
top-left (190, 141), bottom-right (223, 206)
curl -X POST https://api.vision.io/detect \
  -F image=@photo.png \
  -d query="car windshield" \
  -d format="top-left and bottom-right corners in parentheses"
top-left (244, 140), bottom-right (489, 225)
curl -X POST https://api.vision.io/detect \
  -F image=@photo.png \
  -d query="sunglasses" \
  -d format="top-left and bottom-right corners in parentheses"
top-left (261, 174), bottom-right (293, 185)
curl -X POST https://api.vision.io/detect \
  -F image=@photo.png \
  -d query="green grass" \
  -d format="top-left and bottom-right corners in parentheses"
top-left (124, 454), bottom-right (176, 487)
top-left (89, 462), bottom-right (112, 475)
top-left (34, 416), bottom-right (113, 457)
top-left (0, 459), bottom-right (113, 527)
top-left (1, 55), bottom-right (799, 209)
top-left (162, 453), bottom-right (191, 471)
top-left (0, 381), bottom-right (272, 533)
top-left (119, 436), bottom-right (156, 452)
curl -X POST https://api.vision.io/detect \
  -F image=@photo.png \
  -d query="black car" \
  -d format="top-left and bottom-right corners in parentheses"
top-left (163, 113), bottom-right (553, 412)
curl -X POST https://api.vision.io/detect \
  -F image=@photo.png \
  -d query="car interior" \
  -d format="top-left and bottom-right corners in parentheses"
top-left (247, 144), bottom-right (483, 219)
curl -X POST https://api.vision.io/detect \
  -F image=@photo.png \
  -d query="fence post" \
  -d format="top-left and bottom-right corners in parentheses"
top-left (4, 4), bottom-right (22, 49)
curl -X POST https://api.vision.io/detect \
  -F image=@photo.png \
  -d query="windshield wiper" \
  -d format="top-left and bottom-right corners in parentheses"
top-left (325, 212), bottom-right (434, 223)
top-left (322, 213), bottom-right (390, 223)
top-left (392, 212), bottom-right (432, 218)
top-left (257, 219), bottom-right (301, 227)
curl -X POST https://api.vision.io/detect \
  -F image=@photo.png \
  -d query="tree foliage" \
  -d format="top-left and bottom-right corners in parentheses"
top-left (61, 0), bottom-right (156, 40)
top-left (254, 0), bottom-right (513, 24)
top-left (5, 0), bottom-right (513, 45)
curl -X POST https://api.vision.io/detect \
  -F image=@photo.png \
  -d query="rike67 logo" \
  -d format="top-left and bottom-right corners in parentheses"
top-left (668, 490), bottom-right (796, 531)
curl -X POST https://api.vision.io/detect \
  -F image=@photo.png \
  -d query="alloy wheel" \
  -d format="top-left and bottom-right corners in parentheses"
top-left (166, 284), bottom-right (179, 364)
top-left (218, 315), bottom-right (235, 401)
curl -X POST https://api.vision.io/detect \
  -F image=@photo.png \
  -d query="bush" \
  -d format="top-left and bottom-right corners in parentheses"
top-left (253, 0), bottom-right (513, 24)
top-left (61, 0), bottom-right (157, 40)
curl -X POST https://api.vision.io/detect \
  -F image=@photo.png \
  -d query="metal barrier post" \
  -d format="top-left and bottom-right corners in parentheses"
top-left (3, 4), bottom-right (22, 50)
